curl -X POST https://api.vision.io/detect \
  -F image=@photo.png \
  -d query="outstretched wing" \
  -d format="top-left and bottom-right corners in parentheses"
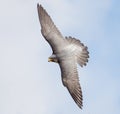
top-left (37, 4), bottom-right (66, 53)
top-left (59, 56), bottom-right (83, 109)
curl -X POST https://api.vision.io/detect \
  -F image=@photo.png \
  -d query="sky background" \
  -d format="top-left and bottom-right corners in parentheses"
top-left (0, 0), bottom-right (120, 114)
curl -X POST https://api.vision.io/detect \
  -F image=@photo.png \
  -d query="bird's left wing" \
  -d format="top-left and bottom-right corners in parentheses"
top-left (59, 56), bottom-right (83, 109)
top-left (37, 4), bottom-right (66, 53)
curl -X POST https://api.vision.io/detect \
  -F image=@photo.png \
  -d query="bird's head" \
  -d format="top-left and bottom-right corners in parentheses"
top-left (48, 54), bottom-right (58, 63)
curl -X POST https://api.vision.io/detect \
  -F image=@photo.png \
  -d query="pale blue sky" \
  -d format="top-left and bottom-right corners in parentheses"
top-left (0, 0), bottom-right (120, 114)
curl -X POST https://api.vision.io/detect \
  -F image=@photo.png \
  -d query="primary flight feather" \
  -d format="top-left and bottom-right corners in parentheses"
top-left (37, 4), bottom-right (89, 109)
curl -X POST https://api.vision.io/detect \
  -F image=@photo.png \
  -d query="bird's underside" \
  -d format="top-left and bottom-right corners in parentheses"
top-left (37, 4), bottom-right (89, 109)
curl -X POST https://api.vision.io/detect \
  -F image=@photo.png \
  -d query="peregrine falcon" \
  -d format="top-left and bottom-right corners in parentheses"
top-left (37, 4), bottom-right (89, 109)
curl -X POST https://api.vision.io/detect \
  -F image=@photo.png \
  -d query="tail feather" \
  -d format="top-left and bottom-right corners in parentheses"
top-left (65, 36), bottom-right (89, 67)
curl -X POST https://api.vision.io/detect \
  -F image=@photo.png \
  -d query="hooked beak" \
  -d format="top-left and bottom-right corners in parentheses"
top-left (48, 58), bottom-right (53, 62)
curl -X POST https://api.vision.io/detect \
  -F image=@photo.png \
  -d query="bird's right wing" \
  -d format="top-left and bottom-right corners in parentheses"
top-left (59, 56), bottom-right (83, 109)
top-left (37, 4), bottom-right (66, 53)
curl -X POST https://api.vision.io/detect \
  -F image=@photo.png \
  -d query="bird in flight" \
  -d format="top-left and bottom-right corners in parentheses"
top-left (37, 4), bottom-right (89, 109)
